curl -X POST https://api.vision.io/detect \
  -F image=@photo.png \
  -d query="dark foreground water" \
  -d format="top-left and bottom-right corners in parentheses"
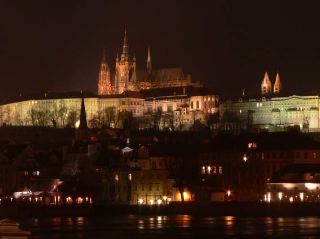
top-left (19, 215), bottom-right (320, 239)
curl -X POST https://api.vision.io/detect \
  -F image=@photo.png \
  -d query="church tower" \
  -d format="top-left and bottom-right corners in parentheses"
top-left (146, 47), bottom-right (152, 73)
top-left (76, 96), bottom-right (89, 142)
top-left (98, 49), bottom-right (112, 95)
top-left (273, 72), bottom-right (282, 94)
top-left (115, 30), bottom-right (136, 94)
top-left (261, 72), bottom-right (272, 95)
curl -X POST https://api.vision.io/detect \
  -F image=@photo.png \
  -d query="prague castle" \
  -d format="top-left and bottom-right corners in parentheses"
top-left (98, 30), bottom-right (201, 95)
top-left (1, 29), bottom-right (320, 132)
top-left (0, 30), bottom-right (218, 130)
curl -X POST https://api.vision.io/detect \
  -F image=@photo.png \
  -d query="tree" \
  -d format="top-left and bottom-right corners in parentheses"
top-left (165, 145), bottom-right (199, 202)
top-left (66, 110), bottom-right (78, 127)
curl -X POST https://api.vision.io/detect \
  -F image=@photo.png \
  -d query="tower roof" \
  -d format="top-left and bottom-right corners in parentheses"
top-left (274, 72), bottom-right (282, 93)
top-left (262, 72), bottom-right (271, 85)
top-left (101, 48), bottom-right (107, 63)
top-left (147, 47), bottom-right (152, 73)
top-left (79, 96), bottom-right (88, 130)
top-left (122, 29), bottom-right (129, 57)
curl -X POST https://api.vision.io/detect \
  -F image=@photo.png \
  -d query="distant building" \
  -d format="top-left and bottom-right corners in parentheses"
top-left (0, 30), bottom-right (219, 130)
top-left (98, 30), bottom-right (202, 95)
top-left (266, 164), bottom-right (320, 202)
top-left (220, 72), bottom-right (320, 132)
top-left (198, 132), bottom-right (320, 201)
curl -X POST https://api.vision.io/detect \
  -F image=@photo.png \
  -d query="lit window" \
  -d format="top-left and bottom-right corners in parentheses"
top-left (33, 171), bottom-right (40, 176)
top-left (213, 166), bottom-right (217, 174)
top-left (248, 142), bottom-right (257, 149)
top-left (201, 166), bottom-right (205, 174)
top-left (24, 171), bottom-right (28, 176)
top-left (207, 166), bottom-right (211, 174)
top-left (243, 154), bottom-right (248, 162)
top-left (218, 166), bottom-right (223, 174)
top-left (128, 173), bottom-right (132, 181)
top-left (115, 174), bottom-right (119, 181)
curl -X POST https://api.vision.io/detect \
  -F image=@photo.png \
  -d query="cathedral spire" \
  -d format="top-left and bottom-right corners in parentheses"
top-left (147, 47), bottom-right (152, 73)
top-left (273, 72), bottom-right (282, 94)
top-left (261, 72), bottom-right (272, 95)
top-left (101, 47), bottom-right (107, 63)
top-left (122, 28), bottom-right (129, 58)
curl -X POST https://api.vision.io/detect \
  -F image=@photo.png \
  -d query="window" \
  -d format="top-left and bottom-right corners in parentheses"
top-left (128, 173), bottom-right (132, 181)
top-left (196, 101), bottom-right (200, 109)
top-left (149, 185), bottom-right (152, 191)
top-left (218, 166), bottom-right (223, 174)
top-left (156, 184), bottom-right (160, 191)
top-left (201, 166), bottom-right (205, 174)
top-left (191, 101), bottom-right (194, 109)
top-left (24, 171), bottom-right (28, 176)
top-left (141, 185), bottom-right (144, 191)
top-left (248, 142), bottom-right (257, 149)
top-left (167, 105), bottom-right (173, 112)
top-left (207, 166), bottom-right (211, 174)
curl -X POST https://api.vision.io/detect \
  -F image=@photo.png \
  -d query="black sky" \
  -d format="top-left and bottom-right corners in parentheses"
top-left (1, 0), bottom-right (320, 100)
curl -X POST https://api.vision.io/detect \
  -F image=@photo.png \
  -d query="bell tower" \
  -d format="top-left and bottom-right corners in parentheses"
top-left (261, 72), bottom-right (272, 95)
top-left (98, 49), bottom-right (112, 95)
top-left (115, 30), bottom-right (136, 94)
top-left (273, 72), bottom-right (282, 94)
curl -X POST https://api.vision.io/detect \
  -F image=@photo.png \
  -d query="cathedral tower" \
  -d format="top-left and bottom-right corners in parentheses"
top-left (261, 72), bottom-right (272, 95)
top-left (146, 47), bottom-right (152, 73)
top-left (115, 30), bottom-right (136, 94)
top-left (273, 72), bottom-right (282, 94)
top-left (98, 49), bottom-right (112, 95)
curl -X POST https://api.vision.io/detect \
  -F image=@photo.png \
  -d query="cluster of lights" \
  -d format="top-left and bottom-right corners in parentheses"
top-left (201, 165), bottom-right (223, 175)
top-left (138, 195), bottom-right (171, 205)
top-left (263, 191), bottom-right (320, 203)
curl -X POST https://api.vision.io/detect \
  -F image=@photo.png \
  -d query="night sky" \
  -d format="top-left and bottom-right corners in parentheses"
top-left (1, 0), bottom-right (320, 100)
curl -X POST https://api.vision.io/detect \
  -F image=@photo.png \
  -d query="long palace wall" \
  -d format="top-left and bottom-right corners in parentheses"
top-left (220, 95), bottom-right (320, 131)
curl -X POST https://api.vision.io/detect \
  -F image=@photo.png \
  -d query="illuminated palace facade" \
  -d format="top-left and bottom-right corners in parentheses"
top-left (220, 72), bottom-right (320, 131)
top-left (0, 31), bottom-right (218, 129)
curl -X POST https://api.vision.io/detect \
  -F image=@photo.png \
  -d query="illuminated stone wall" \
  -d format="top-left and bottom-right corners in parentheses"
top-left (0, 93), bottom-right (219, 129)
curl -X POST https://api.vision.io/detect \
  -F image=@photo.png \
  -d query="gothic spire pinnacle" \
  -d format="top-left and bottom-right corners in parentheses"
top-left (147, 46), bottom-right (152, 73)
top-left (122, 28), bottom-right (129, 57)
top-left (101, 47), bottom-right (107, 63)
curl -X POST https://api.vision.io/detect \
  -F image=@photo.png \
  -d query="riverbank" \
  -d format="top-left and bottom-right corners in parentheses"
top-left (2, 202), bottom-right (320, 218)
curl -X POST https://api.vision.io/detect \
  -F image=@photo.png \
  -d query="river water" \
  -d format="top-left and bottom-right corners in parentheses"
top-left (19, 215), bottom-right (320, 238)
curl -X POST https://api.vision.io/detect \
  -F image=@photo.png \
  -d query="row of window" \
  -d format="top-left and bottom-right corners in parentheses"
top-left (24, 171), bottom-right (40, 176)
top-left (201, 165), bottom-right (223, 175)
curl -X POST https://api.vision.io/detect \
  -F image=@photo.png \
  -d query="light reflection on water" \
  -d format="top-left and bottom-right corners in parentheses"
top-left (19, 215), bottom-right (320, 239)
